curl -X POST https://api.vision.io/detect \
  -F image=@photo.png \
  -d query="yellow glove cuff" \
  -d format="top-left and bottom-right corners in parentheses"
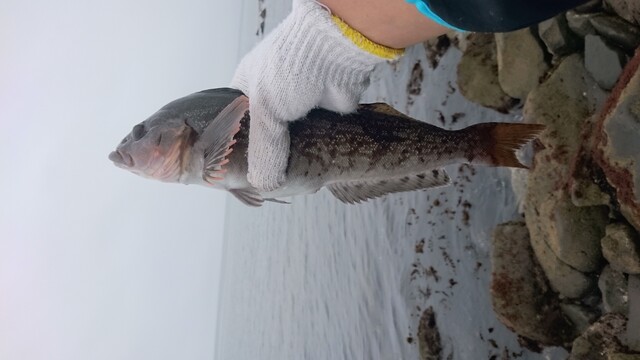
top-left (331, 16), bottom-right (405, 60)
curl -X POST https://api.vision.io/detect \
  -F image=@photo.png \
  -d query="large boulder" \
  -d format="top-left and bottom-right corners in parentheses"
top-left (540, 193), bottom-right (608, 272)
top-left (589, 15), bottom-right (640, 52)
top-left (495, 28), bottom-right (550, 99)
top-left (524, 54), bottom-right (606, 298)
top-left (538, 15), bottom-right (580, 61)
top-left (585, 34), bottom-right (627, 90)
top-left (569, 313), bottom-right (628, 360)
top-left (604, 0), bottom-right (640, 26)
top-left (628, 275), bottom-right (640, 352)
top-left (491, 222), bottom-right (574, 346)
top-left (594, 50), bottom-right (640, 233)
top-left (598, 265), bottom-right (630, 314)
top-left (602, 223), bottom-right (640, 274)
top-left (457, 34), bottom-right (517, 113)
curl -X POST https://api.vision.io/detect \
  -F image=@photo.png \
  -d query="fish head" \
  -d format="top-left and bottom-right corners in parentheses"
top-left (109, 88), bottom-right (247, 184)
top-left (109, 110), bottom-right (194, 183)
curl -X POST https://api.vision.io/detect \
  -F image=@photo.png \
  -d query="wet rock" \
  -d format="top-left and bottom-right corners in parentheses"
top-left (417, 307), bottom-right (442, 360)
top-left (585, 35), bottom-right (626, 90)
top-left (524, 55), bottom-right (604, 298)
top-left (495, 28), bottom-right (550, 99)
top-left (560, 302), bottom-right (600, 334)
top-left (590, 15), bottom-right (640, 52)
top-left (604, 0), bottom-right (640, 26)
top-left (539, 15), bottom-right (580, 60)
top-left (627, 275), bottom-right (640, 351)
top-left (602, 223), bottom-right (640, 274)
top-left (599, 265), bottom-right (630, 314)
top-left (491, 222), bottom-right (575, 346)
top-left (566, 10), bottom-right (601, 37)
top-left (457, 34), bottom-right (517, 113)
top-left (569, 313), bottom-right (628, 360)
top-left (594, 50), bottom-right (640, 233)
top-left (541, 193), bottom-right (608, 272)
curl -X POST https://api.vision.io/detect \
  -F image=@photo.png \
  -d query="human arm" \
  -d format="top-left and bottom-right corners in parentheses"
top-left (320, 0), bottom-right (449, 49)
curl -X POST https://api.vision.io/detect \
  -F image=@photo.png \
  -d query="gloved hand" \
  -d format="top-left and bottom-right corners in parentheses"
top-left (231, 0), bottom-right (404, 192)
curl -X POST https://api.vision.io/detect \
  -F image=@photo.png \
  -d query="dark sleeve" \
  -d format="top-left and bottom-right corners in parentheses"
top-left (424, 0), bottom-right (590, 32)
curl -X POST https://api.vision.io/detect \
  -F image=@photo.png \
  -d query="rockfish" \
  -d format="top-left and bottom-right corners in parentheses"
top-left (109, 88), bottom-right (544, 206)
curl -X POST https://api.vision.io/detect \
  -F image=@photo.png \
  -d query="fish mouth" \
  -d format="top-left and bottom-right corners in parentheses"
top-left (109, 150), bottom-right (134, 167)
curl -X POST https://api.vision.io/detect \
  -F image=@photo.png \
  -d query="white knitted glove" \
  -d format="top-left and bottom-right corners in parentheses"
top-left (231, 0), bottom-right (404, 192)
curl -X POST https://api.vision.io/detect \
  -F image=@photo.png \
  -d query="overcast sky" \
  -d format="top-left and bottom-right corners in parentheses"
top-left (0, 1), bottom-right (245, 359)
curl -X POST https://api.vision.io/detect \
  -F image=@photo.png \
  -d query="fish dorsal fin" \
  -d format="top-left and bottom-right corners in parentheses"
top-left (360, 103), bottom-right (413, 119)
top-left (327, 169), bottom-right (450, 204)
top-left (229, 188), bottom-right (264, 207)
top-left (197, 95), bottom-right (249, 184)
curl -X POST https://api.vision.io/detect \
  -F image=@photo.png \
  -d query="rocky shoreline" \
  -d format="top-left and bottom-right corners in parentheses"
top-left (429, 0), bottom-right (640, 358)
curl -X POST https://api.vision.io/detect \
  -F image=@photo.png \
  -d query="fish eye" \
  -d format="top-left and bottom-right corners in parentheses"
top-left (132, 124), bottom-right (147, 140)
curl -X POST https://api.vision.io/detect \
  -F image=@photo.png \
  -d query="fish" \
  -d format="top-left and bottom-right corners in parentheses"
top-left (109, 88), bottom-right (545, 207)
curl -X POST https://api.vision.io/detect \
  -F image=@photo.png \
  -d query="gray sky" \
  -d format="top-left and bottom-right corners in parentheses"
top-left (0, 1), bottom-right (244, 359)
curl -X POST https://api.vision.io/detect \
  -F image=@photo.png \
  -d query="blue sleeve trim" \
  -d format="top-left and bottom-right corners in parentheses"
top-left (405, 0), bottom-right (464, 31)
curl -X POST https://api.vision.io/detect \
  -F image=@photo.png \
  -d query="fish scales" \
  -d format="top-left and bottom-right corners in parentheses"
top-left (231, 106), bottom-right (487, 185)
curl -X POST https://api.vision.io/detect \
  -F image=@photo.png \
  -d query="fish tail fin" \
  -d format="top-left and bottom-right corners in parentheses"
top-left (469, 122), bottom-right (546, 169)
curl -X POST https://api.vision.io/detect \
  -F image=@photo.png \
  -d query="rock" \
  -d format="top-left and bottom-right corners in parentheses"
top-left (569, 313), bottom-right (628, 360)
top-left (602, 223), bottom-right (640, 274)
top-left (594, 50), bottom-right (640, 233)
top-left (560, 302), bottom-right (600, 334)
top-left (599, 265), bottom-right (630, 314)
top-left (585, 35), bottom-right (627, 90)
top-left (541, 193), bottom-right (608, 272)
top-left (417, 307), bottom-right (442, 360)
top-left (569, 142), bottom-right (612, 208)
top-left (604, 0), bottom-right (640, 26)
top-left (495, 28), bottom-right (550, 99)
top-left (575, 0), bottom-right (604, 13)
top-left (524, 55), bottom-right (606, 298)
top-left (491, 222), bottom-right (575, 346)
top-left (608, 353), bottom-right (640, 359)
top-left (526, 199), bottom-right (597, 298)
top-left (566, 10), bottom-right (601, 37)
top-left (525, 54), bottom-right (603, 152)
top-left (510, 168), bottom-right (529, 214)
top-left (539, 15), bottom-right (580, 60)
top-left (590, 15), bottom-right (640, 52)
top-left (571, 173), bottom-right (612, 207)
top-left (456, 34), bottom-right (517, 113)
top-left (627, 275), bottom-right (640, 351)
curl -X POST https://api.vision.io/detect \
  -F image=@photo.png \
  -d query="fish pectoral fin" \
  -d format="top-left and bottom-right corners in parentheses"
top-left (199, 96), bottom-right (249, 184)
top-left (229, 188), bottom-right (264, 207)
top-left (265, 198), bottom-right (291, 204)
top-left (327, 169), bottom-right (451, 204)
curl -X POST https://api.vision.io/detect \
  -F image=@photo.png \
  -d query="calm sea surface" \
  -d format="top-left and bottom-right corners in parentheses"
top-left (216, 1), bottom-right (567, 359)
